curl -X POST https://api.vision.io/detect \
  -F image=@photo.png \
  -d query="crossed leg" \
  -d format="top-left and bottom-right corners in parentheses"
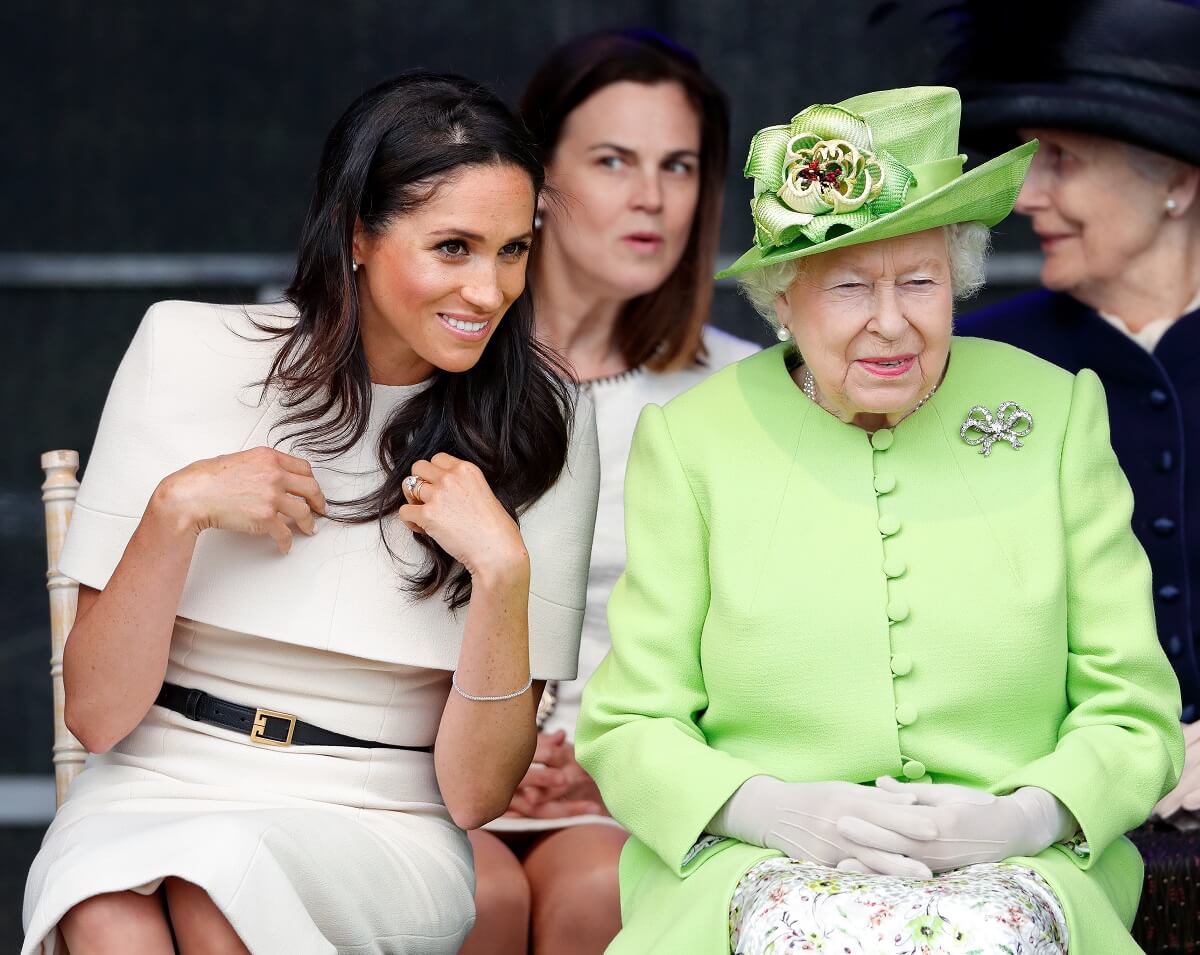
top-left (59, 879), bottom-right (250, 955)
top-left (164, 877), bottom-right (251, 954)
top-left (59, 889), bottom-right (174, 955)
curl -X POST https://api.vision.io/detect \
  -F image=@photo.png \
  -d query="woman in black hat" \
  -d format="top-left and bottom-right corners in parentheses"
top-left (952, 0), bottom-right (1200, 829)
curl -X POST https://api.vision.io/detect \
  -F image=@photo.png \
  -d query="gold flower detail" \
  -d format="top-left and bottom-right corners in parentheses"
top-left (778, 136), bottom-right (885, 220)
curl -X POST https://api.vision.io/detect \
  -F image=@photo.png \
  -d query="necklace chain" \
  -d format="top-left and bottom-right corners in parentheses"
top-left (801, 367), bottom-right (938, 418)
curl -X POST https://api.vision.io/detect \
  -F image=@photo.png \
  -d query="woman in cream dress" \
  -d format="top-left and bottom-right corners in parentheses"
top-left (22, 71), bottom-right (598, 955)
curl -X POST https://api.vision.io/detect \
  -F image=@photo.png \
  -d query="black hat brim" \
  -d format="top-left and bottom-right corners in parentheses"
top-left (962, 82), bottom-right (1200, 167)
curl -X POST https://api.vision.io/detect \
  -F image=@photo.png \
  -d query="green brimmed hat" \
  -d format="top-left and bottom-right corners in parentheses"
top-left (716, 86), bottom-right (1037, 279)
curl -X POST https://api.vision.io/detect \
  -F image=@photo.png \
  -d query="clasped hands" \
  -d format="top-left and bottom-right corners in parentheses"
top-left (502, 730), bottom-right (607, 820)
top-left (711, 775), bottom-right (1074, 879)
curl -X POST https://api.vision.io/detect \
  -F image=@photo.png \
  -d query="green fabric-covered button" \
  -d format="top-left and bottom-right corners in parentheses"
top-left (903, 759), bottom-right (926, 779)
top-left (896, 703), bottom-right (917, 726)
top-left (890, 653), bottom-right (913, 676)
top-left (874, 473), bottom-right (897, 494)
top-left (871, 428), bottom-right (894, 451)
top-left (883, 556), bottom-right (906, 578)
top-left (878, 514), bottom-right (901, 536)
top-left (887, 599), bottom-right (910, 622)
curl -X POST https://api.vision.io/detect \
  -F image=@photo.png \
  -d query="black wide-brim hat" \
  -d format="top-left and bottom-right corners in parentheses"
top-left (938, 0), bottom-right (1200, 167)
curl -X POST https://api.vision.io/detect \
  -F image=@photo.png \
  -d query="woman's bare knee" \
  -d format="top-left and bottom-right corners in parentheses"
top-left (59, 890), bottom-right (174, 955)
top-left (164, 877), bottom-right (250, 955)
top-left (459, 829), bottom-right (531, 955)
top-left (526, 825), bottom-right (625, 955)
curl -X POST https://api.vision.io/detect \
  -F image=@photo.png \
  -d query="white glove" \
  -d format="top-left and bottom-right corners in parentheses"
top-left (708, 776), bottom-right (937, 879)
top-left (1154, 720), bottom-right (1200, 822)
top-left (836, 776), bottom-right (1076, 874)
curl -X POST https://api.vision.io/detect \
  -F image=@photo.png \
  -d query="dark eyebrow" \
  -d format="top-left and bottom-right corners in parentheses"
top-left (429, 229), bottom-right (534, 242)
top-left (428, 228), bottom-right (534, 245)
top-left (432, 227), bottom-right (487, 241)
top-left (588, 143), bottom-right (637, 158)
top-left (429, 229), bottom-right (485, 241)
top-left (587, 143), bottom-right (700, 162)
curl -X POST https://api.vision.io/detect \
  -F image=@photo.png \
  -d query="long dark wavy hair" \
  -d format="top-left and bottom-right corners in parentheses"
top-left (520, 29), bottom-right (730, 372)
top-left (263, 70), bottom-right (574, 610)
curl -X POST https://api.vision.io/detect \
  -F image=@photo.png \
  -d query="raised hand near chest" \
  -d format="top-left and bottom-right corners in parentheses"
top-left (400, 453), bottom-right (528, 582)
top-left (153, 447), bottom-right (326, 554)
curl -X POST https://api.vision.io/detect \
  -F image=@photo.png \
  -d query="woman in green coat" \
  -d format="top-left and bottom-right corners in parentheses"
top-left (576, 87), bottom-right (1185, 954)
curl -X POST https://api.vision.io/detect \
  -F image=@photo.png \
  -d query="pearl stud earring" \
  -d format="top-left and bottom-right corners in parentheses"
top-left (776, 325), bottom-right (791, 342)
top-left (1166, 197), bottom-right (1179, 213)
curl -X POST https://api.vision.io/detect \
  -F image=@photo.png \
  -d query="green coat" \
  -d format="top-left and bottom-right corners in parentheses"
top-left (576, 339), bottom-right (1185, 955)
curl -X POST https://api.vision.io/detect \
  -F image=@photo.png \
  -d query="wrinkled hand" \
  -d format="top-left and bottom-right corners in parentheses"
top-left (503, 730), bottom-right (606, 819)
top-left (708, 776), bottom-right (937, 879)
top-left (1154, 721), bottom-right (1200, 821)
top-left (400, 453), bottom-right (527, 581)
top-left (836, 777), bottom-right (1074, 874)
top-left (155, 446), bottom-right (326, 554)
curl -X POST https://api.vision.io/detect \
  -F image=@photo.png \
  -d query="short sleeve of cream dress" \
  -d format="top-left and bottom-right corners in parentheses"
top-left (21, 301), bottom-right (600, 955)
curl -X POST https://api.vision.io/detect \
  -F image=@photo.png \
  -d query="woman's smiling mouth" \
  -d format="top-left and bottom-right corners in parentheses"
top-left (857, 355), bottom-right (916, 378)
top-left (438, 313), bottom-right (491, 340)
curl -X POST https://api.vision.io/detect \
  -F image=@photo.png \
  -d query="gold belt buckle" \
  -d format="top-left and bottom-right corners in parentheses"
top-left (250, 707), bottom-right (297, 746)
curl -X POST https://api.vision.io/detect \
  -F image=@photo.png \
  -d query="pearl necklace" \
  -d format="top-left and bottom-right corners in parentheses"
top-left (802, 367), bottom-right (938, 418)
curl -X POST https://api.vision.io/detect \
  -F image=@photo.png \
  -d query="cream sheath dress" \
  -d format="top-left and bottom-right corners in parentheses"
top-left (21, 300), bottom-right (600, 955)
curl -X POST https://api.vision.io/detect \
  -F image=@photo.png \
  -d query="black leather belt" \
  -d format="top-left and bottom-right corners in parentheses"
top-left (154, 682), bottom-right (433, 752)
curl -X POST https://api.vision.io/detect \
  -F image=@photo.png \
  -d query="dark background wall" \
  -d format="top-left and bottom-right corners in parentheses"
top-left (0, 1), bottom-right (1040, 946)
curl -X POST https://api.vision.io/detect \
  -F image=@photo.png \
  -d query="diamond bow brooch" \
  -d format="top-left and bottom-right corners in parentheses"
top-left (960, 402), bottom-right (1034, 456)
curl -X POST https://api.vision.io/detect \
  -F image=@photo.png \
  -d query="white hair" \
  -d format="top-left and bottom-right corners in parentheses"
top-left (736, 221), bottom-right (992, 328)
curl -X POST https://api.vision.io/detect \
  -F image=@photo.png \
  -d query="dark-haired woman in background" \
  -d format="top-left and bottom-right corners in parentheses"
top-left (462, 30), bottom-right (755, 955)
top-left (21, 71), bottom-right (598, 955)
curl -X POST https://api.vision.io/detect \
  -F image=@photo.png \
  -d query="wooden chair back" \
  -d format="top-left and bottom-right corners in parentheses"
top-left (41, 450), bottom-right (86, 806)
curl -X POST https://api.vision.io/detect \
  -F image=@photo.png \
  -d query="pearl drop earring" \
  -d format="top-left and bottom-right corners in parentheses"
top-left (352, 261), bottom-right (359, 272)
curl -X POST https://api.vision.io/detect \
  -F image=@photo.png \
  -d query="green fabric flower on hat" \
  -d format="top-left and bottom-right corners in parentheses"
top-left (780, 136), bottom-right (882, 215)
top-left (746, 104), bottom-right (915, 250)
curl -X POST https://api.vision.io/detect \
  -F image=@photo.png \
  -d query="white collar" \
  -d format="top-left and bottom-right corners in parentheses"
top-left (1097, 289), bottom-right (1200, 352)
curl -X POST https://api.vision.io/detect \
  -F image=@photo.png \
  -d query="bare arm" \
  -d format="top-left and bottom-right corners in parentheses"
top-left (63, 447), bottom-right (325, 753)
top-left (399, 453), bottom-right (544, 830)
top-left (63, 494), bottom-right (197, 753)
top-left (433, 559), bottom-right (544, 829)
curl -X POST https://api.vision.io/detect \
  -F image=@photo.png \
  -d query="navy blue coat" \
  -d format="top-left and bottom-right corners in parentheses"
top-left (960, 290), bottom-right (1200, 720)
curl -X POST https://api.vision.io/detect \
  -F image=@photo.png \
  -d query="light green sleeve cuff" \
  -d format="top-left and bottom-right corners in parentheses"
top-left (576, 404), bottom-right (762, 876)
top-left (992, 369), bottom-right (1184, 867)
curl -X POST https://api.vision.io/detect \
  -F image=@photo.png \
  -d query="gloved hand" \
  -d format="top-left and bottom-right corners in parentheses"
top-left (836, 776), bottom-right (1076, 874)
top-left (707, 775), bottom-right (937, 879)
top-left (1154, 720), bottom-right (1200, 822)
